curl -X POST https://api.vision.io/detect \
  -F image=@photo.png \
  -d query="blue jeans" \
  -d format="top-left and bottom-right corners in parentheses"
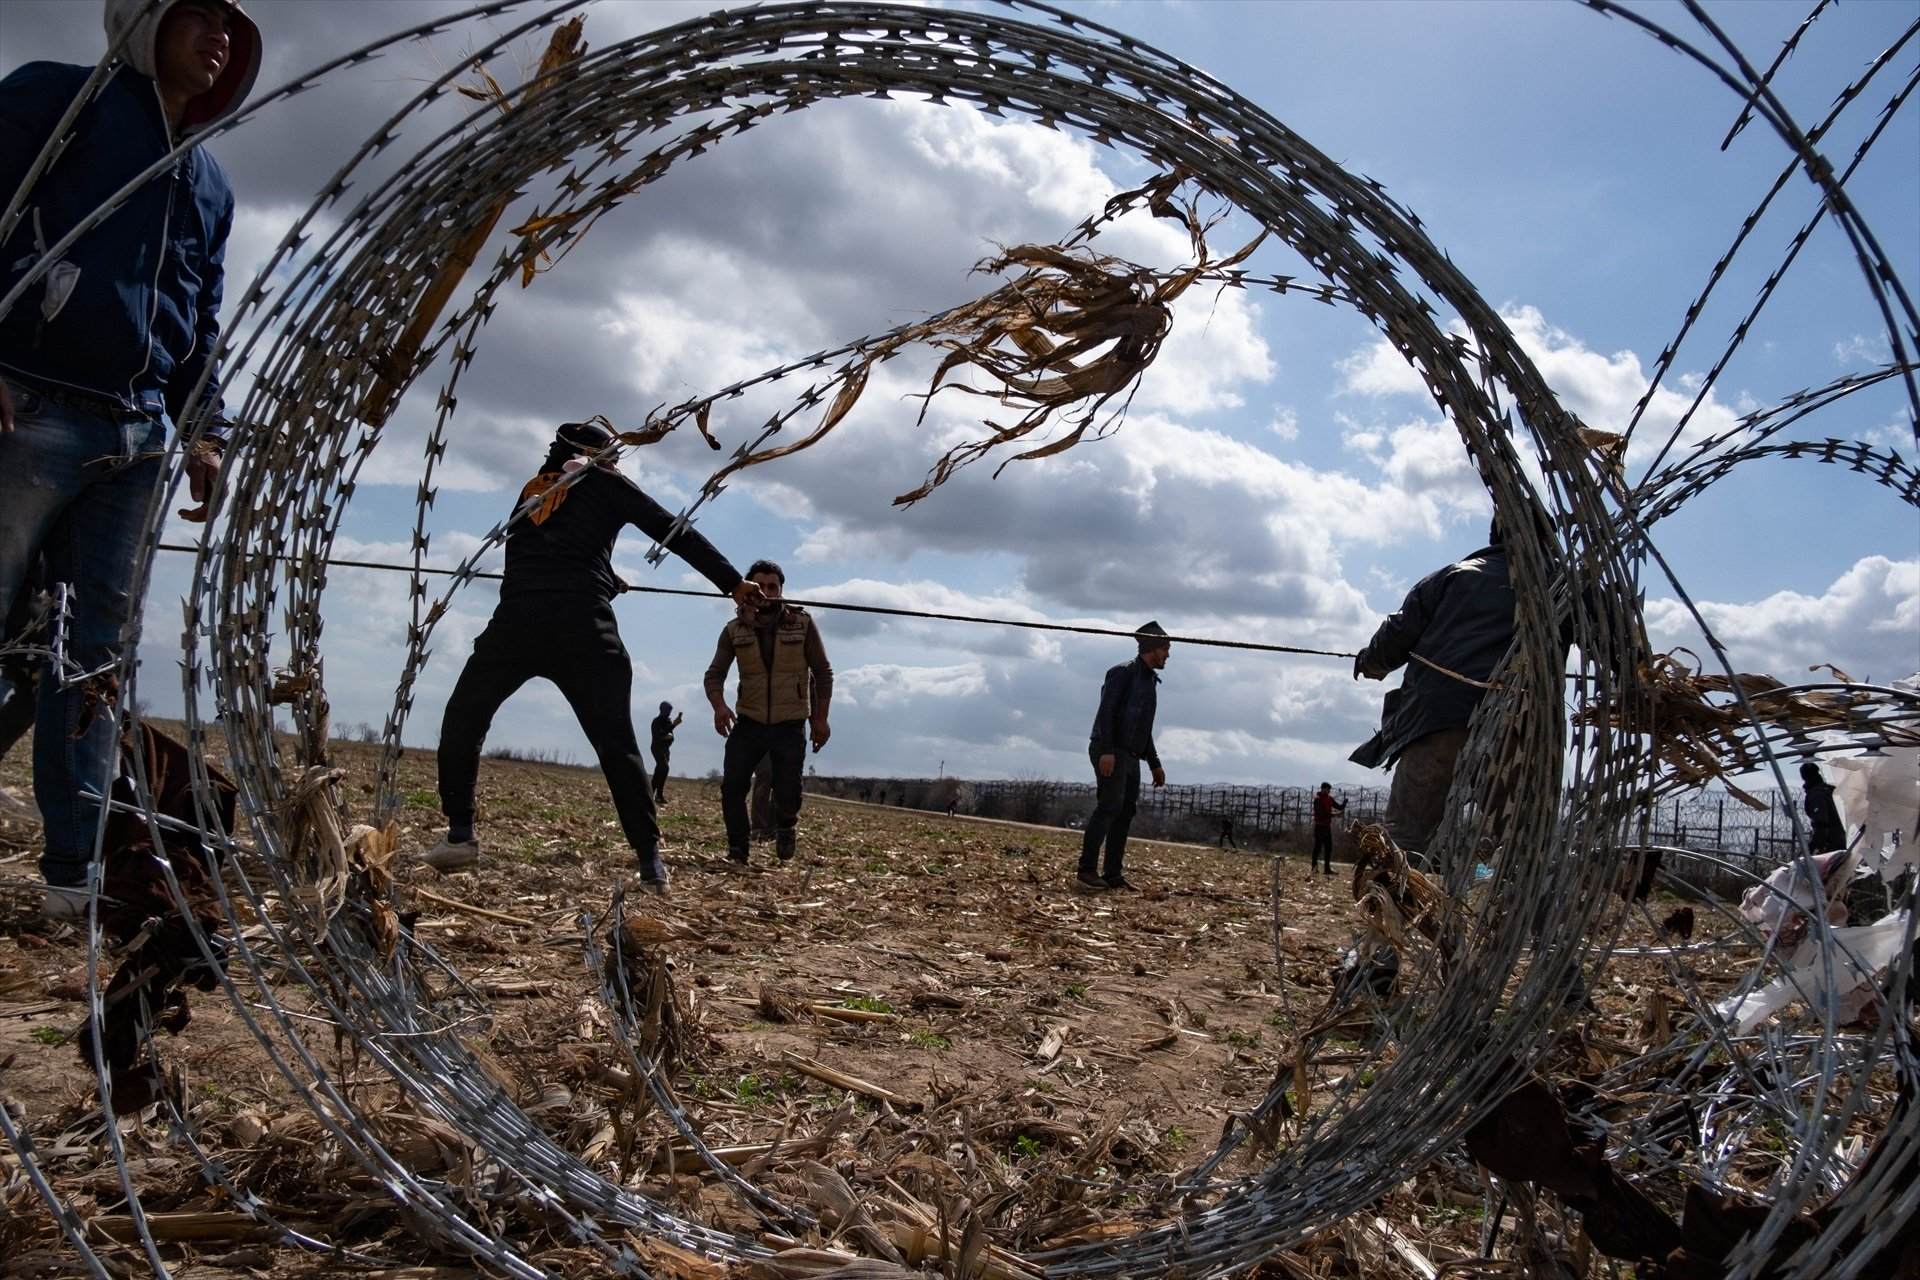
top-left (0, 376), bottom-right (165, 887)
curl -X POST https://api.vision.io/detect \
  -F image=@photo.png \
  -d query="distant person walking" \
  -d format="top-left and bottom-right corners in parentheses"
top-left (648, 701), bottom-right (681, 803)
top-left (1350, 523), bottom-right (1514, 859)
top-left (705, 559), bottom-right (833, 866)
top-left (1310, 782), bottom-right (1346, 875)
top-left (1217, 816), bottom-right (1238, 850)
top-left (424, 421), bottom-right (761, 893)
top-left (1800, 761), bottom-right (1847, 854)
top-left (1076, 622), bottom-right (1170, 891)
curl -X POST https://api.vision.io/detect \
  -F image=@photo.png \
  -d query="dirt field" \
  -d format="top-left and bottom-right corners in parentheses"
top-left (0, 734), bottom-right (1764, 1277)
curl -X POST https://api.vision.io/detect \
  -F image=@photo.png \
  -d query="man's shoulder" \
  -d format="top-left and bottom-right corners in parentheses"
top-left (189, 145), bottom-right (235, 205)
top-left (2, 61), bottom-right (90, 95)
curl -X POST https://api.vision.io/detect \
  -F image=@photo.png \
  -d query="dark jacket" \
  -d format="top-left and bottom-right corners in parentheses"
top-left (0, 63), bottom-right (238, 425)
top-left (1090, 658), bottom-right (1161, 770)
top-left (499, 465), bottom-right (740, 606)
top-left (1350, 545), bottom-right (1514, 770)
top-left (1803, 778), bottom-right (1847, 853)
top-left (649, 712), bottom-right (675, 753)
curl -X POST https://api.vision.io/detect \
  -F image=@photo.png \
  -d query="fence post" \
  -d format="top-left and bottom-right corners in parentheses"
top-left (1716, 796), bottom-right (1725, 848)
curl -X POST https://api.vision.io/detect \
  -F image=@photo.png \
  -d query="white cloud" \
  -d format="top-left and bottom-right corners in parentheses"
top-left (1645, 556), bottom-right (1920, 683)
top-left (835, 661), bottom-right (989, 709)
top-left (1335, 304), bottom-right (1746, 471)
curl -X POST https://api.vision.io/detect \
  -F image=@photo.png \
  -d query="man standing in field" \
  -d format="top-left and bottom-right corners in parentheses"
top-left (1310, 782), bottom-right (1346, 875)
top-left (1350, 523), bottom-right (1514, 859)
top-left (649, 701), bottom-right (680, 803)
top-left (705, 559), bottom-right (832, 867)
top-left (423, 421), bottom-right (762, 893)
top-left (1076, 622), bottom-right (1170, 891)
top-left (0, 0), bottom-right (263, 919)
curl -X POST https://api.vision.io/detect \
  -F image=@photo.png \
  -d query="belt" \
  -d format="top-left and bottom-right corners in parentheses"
top-left (4, 373), bottom-right (155, 424)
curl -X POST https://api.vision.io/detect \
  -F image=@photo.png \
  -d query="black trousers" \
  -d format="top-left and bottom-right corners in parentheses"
top-left (1311, 824), bottom-right (1334, 871)
top-left (721, 717), bottom-right (805, 851)
top-left (438, 602), bottom-right (659, 855)
top-left (650, 745), bottom-right (670, 801)
top-left (750, 759), bottom-right (775, 836)
top-left (1078, 746), bottom-right (1139, 881)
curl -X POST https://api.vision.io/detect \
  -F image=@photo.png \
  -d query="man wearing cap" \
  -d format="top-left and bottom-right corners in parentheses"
top-left (423, 422), bottom-right (763, 892)
top-left (648, 701), bottom-right (681, 803)
top-left (0, 0), bottom-right (264, 920)
top-left (1076, 622), bottom-right (1170, 891)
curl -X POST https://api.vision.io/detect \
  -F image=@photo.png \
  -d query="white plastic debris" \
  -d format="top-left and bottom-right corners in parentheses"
top-left (1714, 908), bottom-right (1911, 1034)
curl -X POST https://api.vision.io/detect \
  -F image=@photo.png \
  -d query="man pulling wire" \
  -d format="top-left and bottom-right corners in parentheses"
top-left (422, 420), bottom-right (762, 893)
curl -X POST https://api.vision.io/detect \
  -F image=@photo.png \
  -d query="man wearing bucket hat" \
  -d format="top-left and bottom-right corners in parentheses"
top-left (0, 0), bottom-right (263, 920)
top-left (1075, 621), bottom-right (1170, 891)
top-left (423, 422), bottom-right (764, 893)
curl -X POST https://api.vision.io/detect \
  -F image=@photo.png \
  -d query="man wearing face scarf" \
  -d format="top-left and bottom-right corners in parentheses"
top-left (423, 421), bottom-right (762, 892)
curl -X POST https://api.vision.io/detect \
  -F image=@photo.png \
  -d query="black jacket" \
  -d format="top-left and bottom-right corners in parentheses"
top-left (649, 712), bottom-right (675, 753)
top-left (1090, 658), bottom-right (1161, 770)
top-left (499, 465), bottom-right (740, 606)
top-left (1803, 778), bottom-right (1847, 852)
top-left (1350, 545), bottom-right (1514, 769)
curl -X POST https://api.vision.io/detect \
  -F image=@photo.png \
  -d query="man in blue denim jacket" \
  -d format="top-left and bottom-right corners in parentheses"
top-left (0, 0), bottom-right (263, 919)
top-left (1076, 621), bottom-right (1170, 891)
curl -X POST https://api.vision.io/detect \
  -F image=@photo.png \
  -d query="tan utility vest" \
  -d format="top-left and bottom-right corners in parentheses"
top-left (727, 609), bottom-right (812, 724)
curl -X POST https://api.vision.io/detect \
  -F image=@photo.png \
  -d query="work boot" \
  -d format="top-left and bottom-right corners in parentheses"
top-left (1104, 874), bottom-right (1140, 892)
top-left (1074, 870), bottom-right (1105, 891)
top-left (727, 845), bottom-right (750, 868)
top-left (421, 837), bottom-right (480, 872)
top-left (775, 829), bottom-right (796, 862)
top-left (636, 846), bottom-right (671, 895)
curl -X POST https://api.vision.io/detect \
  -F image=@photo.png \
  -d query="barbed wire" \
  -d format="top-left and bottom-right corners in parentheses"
top-left (0, 2), bottom-right (1913, 1278)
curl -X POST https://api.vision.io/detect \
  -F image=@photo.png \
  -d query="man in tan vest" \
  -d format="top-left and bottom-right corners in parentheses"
top-left (704, 559), bottom-right (833, 866)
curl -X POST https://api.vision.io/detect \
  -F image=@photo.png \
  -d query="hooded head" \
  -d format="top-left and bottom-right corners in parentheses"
top-left (659, 701), bottom-right (672, 715)
top-left (104, 0), bottom-right (263, 134)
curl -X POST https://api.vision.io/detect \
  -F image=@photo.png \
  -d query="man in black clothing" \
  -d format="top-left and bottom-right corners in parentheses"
top-left (1076, 621), bottom-right (1170, 891)
top-left (649, 701), bottom-right (681, 803)
top-left (1217, 816), bottom-right (1238, 850)
top-left (705, 559), bottom-right (833, 866)
top-left (423, 421), bottom-right (761, 891)
top-left (1350, 525), bottom-right (1514, 858)
top-left (1800, 761), bottom-right (1848, 854)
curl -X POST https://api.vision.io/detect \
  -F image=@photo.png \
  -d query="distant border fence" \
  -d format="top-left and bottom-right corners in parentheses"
top-left (806, 773), bottom-right (1811, 883)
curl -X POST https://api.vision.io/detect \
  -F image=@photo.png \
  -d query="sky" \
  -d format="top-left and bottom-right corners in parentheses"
top-left (3, 0), bottom-right (1916, 790)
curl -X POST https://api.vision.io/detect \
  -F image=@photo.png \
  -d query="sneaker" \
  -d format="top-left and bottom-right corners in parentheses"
top-left (421, 838), bottom-right (480, 872)
top-left (775, 829), bottom-right (796, 862)
top-left (1074, 870), bottom-right (1106, 890)
top-left (1104, 875), bottom-right (1140, 892)
top-left (636, 845), bottom-right (669, 877)
top-left (42, 884), bottom-right (90, 923)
